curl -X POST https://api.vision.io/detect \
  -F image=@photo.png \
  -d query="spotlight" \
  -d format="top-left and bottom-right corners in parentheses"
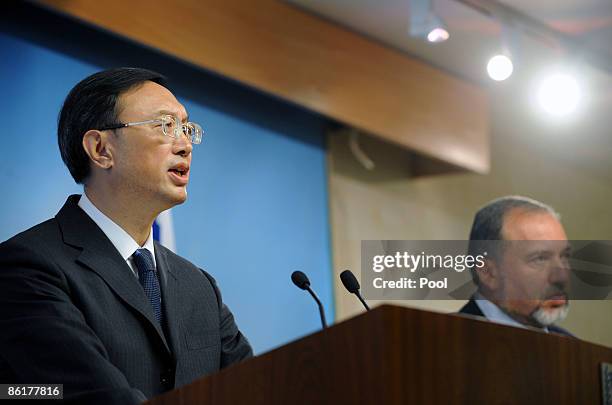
top-left (536, 73), bottom-right (581, 116)
top-left (487, 22), bottom-right (519, 82)
top-left (427, 27), bottom-right (450, 43)
top-left (409, 0), bottom-right (449, 43)
top-left (487, 54), bottom-right (513, 81)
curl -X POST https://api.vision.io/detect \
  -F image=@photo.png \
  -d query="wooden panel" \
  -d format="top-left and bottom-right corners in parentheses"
top-left (146, 305), bottom-right (612, 404)
top-left (39, 0), bottom-right (489, 173)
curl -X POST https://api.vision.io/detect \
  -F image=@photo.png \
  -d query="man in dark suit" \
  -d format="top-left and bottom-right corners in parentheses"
top-left (459, 196), bottom-right (573, 337)
top-left (0, 68), bottom-right (252, 403)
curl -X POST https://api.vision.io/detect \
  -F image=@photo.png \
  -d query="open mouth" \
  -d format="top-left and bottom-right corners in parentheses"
top-left (168, 164), bottom-right (190, 185)
top-left (168, 168), bottom-right (188, 177)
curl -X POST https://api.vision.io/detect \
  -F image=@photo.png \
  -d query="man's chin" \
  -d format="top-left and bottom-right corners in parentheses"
top-left (174, 190), bottom-right (188, 204)
top-left (531, 302), bottom-right (570, 326)
top-left (156, 189), bottom-right (187, 212)
top-left (169, 186), bottom-right (188, 203)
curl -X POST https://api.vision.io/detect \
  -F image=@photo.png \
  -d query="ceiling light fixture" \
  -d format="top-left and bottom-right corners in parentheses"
top-left (409, 0), bottom-right (449, 43)
top-left (487, 22), bottom-right (518, 81)
top-left (487, 54), bottom-right (513, 81)
top-left (536, 71), bottom-right (581, 116)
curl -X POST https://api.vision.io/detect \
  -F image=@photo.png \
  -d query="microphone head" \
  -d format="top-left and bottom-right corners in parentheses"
top-left (340, 270), bottom-right (360, 294)
top-left (291, 270), bottom-right (310, 290)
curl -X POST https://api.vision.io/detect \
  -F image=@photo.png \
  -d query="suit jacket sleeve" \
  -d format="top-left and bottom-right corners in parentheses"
top-left (0, 238), bottom-right (147, 405)
top-left (201, 270), bottom-right (253, 367)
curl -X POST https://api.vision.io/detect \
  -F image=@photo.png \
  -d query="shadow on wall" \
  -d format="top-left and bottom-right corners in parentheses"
top-left (328, 127), bottom-right (467, 184)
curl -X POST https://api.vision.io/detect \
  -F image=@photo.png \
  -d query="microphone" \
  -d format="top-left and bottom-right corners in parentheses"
top-left (291, 271), bottom-right (327, 329)
top-left (340, 270), bottom-right (370, 311)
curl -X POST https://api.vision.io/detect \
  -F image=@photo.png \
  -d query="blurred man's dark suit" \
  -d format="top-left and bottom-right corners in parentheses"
top-left (0, 195), bottom-right (252, 404)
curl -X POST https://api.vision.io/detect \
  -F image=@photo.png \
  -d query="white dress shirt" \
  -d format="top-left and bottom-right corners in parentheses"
top-left (78, 193), bottom-right (156, 278)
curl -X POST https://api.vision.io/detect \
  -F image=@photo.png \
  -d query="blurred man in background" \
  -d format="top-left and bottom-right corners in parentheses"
top-left (461, 196), bottom-right (573, 336)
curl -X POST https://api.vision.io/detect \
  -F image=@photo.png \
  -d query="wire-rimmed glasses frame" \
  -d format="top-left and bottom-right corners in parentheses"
top-left (99, 114), bottom-right (203, 144)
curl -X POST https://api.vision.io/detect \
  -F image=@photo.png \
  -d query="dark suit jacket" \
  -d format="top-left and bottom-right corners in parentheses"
top-left (459, 297), bottom-right (574, 337)
top-left (0, 195), bottom-right (252, 404)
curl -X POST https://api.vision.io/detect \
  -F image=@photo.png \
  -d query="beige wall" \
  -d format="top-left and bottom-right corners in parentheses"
top-left (328, 92), bottom-right (612, 348)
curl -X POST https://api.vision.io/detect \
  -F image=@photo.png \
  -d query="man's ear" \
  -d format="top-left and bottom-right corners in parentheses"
top-left (82, 130), bottom-right (113, 170)
top-left (477, 257), bottom-right (501, 292)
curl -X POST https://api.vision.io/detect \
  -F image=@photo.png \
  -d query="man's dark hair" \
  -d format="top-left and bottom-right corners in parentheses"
top-left (468, 195), bottom-right (560, 285)
top-left (469, 195), bottom-right (559, 242)
top-left (58, 67), bottom-right (168, 184)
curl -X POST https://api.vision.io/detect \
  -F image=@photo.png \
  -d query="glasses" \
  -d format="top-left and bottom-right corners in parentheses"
top-left (99, 114), bottom-right (203, 144)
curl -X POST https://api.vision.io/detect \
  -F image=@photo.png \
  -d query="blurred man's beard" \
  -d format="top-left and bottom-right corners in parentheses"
top-left (531, 303), bottom-right (570, 326)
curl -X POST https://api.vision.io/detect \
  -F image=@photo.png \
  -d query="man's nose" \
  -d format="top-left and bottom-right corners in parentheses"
top-left (549, 256), bottom-right (571, 286)
top-left (173, 133), bottom-right (193, 157)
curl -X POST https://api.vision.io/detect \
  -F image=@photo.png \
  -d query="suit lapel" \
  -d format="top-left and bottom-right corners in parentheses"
top-left (56, 195), bottom-right (171, 355)
top-left (155, 245), bottom-right (181, 359)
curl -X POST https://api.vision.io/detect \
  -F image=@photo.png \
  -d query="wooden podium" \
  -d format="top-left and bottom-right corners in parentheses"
top-left (147, 305), bottom-right (612, 404)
